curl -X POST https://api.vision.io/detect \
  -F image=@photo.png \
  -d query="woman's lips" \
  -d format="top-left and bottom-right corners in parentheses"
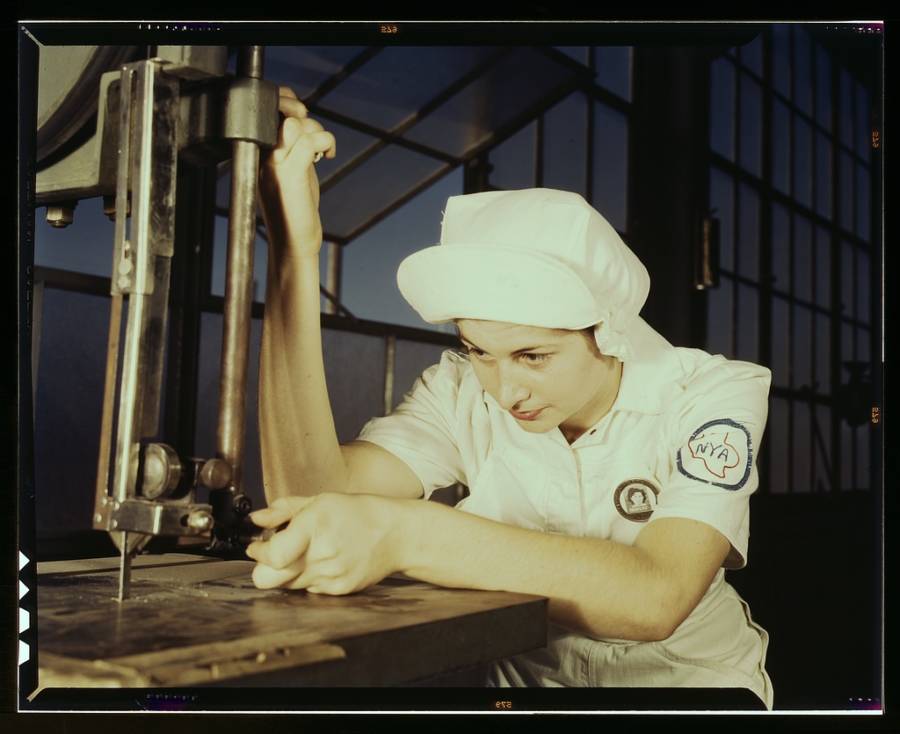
top-left (510, 407), bottom-right (545, 421)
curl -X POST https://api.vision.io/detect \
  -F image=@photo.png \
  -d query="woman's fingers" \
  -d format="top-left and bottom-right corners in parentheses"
top-left (278, 87), bottom-right (306, 117)
top-left (249, 496), bottom-right (313, 528)
top-left (282, 562), bottom-right (343, 591)
top-left (268, 85), bottom-right (336, 168)
top-left (252, 558), bottom-right (342, 592)
top-left (267, 86), bottom-right (334, 169)
top-left (271, 120), bottom-right (335, 167)
top-left (283, 129), bottom-right (337, 166)
top-left (252, 558), bottom-right (306, 589)
top-left (247, 506), bottom-right (315, 569)
top-left (271, 117), bottom-right (311, 163)
top-left (279, 95), bottom-right (309, 120)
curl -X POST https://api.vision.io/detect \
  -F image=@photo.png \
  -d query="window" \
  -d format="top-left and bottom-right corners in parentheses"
top-left (705, 24), bottom-right (877, 493)
top-left (341, 169), bottom-right (463, 332)
top-left (487, 46), bottom-right (633, 236)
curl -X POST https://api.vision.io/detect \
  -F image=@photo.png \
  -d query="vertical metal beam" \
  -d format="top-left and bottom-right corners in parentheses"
top-left (324, 241), bottom-right (342, 316)
top-left (628, 47), bottom-right (705, 350)
top-left (689, 50), bottom-right (712, 352)
top-left (463, 154), bottom-right (490, 194)
top-left (829, 45), bottom-right (842, 492)
top-left (585, 48), bottom-right (595, 205)
top-left (383, 334), bottom-right (396, 416)
top-left (217, 46), bottom-right (265, 493)
top-left (759, 30), bottom-right (775, 493)
top-left (783, 27), bottom-right (797, 492)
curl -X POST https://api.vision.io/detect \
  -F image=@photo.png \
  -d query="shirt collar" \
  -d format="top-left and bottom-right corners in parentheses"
top-left (609, 317), bottom-right (681, 416)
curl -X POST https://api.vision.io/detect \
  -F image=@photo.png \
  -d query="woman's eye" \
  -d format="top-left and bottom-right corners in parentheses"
top-left (521, 353), bottom-right (549, 364)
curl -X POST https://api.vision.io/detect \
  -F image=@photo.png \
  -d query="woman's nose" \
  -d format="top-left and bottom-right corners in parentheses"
top-left (496, 365), bottom-right (530, 410)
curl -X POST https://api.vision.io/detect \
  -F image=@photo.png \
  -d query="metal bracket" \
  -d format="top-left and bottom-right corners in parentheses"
top-left (35, 48), bottom-right (233, 206)
top-left (223, 77), bottom-right (279, 147)
top-left (95, 497), bottom-right (214, 537)
top-left (694, 214), bottom-right (721, 290)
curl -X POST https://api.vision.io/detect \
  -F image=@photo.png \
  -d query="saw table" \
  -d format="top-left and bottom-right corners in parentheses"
top-left (34, 553), bottom-right (547, 691)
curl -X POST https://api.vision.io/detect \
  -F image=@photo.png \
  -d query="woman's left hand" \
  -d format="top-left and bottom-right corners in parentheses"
top-left (245, 493), bottom-right (405, 595)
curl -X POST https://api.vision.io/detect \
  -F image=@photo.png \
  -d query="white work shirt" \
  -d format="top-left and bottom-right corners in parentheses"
top-left (357, 322), bottom-right (774, 708)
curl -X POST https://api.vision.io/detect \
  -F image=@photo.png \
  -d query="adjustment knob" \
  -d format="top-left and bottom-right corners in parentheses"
top-left (141, 443), bottom-right (182, 499)
top-left (200, 458), bottom-right (233, 490)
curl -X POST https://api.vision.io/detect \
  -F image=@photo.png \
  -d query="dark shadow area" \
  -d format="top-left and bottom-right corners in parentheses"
top-left (728, 491), bottom-right (880, 709)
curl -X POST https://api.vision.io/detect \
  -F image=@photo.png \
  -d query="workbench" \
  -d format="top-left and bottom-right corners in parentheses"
top-left (34, 553), bottom-right (547, 691)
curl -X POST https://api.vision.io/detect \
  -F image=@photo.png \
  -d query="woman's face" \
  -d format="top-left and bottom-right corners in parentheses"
top-left (456, 319), bottom-right (621, 439)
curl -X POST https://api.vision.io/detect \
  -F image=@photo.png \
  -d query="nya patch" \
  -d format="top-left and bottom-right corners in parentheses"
top-left (676, 418), bottom-right (753, 490)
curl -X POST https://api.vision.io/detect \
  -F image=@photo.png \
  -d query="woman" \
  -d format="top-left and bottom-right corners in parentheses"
top-left (248, 88), bottom-right (773, 707)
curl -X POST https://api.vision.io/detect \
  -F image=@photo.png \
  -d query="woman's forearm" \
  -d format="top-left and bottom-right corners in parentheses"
top-left (258, 245), bottom-right (349, 502)
top-left (256, 89), bottom-right (343, 503)
top-left (393, 499), bottom-right (675, 641)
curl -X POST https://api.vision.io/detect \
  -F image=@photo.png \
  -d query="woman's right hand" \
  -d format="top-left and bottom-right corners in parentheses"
top-left (259, 87), bottom-right (337, 260)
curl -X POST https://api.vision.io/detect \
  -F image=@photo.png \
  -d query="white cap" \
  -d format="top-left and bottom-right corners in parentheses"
top-left (397, 188), bottom-right (658, 362)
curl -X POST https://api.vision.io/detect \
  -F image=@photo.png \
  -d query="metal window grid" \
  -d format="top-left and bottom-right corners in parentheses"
top-left (708, 25), bottom-right (877, 494)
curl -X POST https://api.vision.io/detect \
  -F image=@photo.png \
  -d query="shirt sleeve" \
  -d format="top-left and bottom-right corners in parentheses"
top-left (356, 350), bottom-right (468, 499)
top-left (649, 357), bottom-right (772, 569)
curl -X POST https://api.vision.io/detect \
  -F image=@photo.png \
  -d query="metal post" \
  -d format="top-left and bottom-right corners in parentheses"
top-left (383, 334), bottom-right (396, 416)
top-left (324, 241), bottom-right (342, 316)
top-left (216, 46), bottom-right (265, 493)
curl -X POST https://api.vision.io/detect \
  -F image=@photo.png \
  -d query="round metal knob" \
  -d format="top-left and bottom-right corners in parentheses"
top-left (141, 443), bottom-right (182, 499)
top-left (186, 510), bottom-right (213, 532)
top-left (200, 458), bottom-right (232, 490)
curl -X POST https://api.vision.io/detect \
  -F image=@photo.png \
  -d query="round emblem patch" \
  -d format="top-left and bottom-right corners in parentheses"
top-left (613, 479), bottom-right (660, 522)
top-left (676, 418), bottom-right (753, 490)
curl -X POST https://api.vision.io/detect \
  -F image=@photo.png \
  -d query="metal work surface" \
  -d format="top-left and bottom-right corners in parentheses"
top-left (36, 554), bottom-right (547, 689)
